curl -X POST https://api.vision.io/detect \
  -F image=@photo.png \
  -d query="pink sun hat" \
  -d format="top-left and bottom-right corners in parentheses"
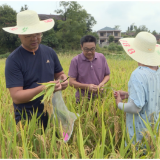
top-left (2, 10), bottom-right (54, 35)
top-left (119, 31), bottom-right (160, 66)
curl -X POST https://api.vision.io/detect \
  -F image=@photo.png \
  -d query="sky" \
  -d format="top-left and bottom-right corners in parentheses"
top-left (0, 0), bottom-right (160, 33)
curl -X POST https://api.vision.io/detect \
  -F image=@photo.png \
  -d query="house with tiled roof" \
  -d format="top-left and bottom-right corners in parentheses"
top-left (153, 34), bottom-right (160, 43)
top-left (97, 26), bottom-right (121, 47)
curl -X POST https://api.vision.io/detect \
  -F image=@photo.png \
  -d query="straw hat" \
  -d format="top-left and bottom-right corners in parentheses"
top-left (119, 32), bottom-right (160, 66)
top-left (2, 10), bottom-right (54, 35)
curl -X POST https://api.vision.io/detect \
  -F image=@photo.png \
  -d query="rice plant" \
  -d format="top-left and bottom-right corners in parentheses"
top-left (0, 55), bottom-right (160, 158)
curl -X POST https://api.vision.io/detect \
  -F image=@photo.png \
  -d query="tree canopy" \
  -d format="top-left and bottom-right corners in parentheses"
top-left (0, 2), bottom-right (98, 53)
top-left (108, 35), bottom-right (114, 43)
top-left (0, 4), bottom-right (19, 54)
top-left (114, 25), bottom-right (120, 30)
top-left (20, 4), bottom-right (28, 12)
top-left (54, 1), bottom-right (97, 49)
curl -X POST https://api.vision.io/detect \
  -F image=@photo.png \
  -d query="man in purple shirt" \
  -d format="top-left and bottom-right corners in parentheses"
top-left (68, 35), bottom-right (110, 102)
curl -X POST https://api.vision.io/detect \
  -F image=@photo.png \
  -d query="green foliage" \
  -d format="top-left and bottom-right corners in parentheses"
top-left (107, 42), bottom-right (123, 53)
top-left (103, 45), bottom-right (107, 49)
top-left (14, 37), bottom-right (21, 48)
top-left (122, 34), bottom-right (130, 38)
top-left (108, 35), bottom-right (114, 43)
top-left (55, 1), bottom-right (97, 50)
top-left (134, 25), bottom-right (148, 36)
top-left (55, 19), bottom-right (84, 49)
top-left (0, 47), bottom-right (9, 55)
top-left (85, 15), bottom-right (96, 33)
top-left (117, 51), bottom-right (123, 54)
top-left (130, 25), bottom-right (133, 31)
top-left (152, 30), bottom-right (157, 35)
top-left (114, 25), bottom-right (120, 30)
top-left (0, 5), bottom-right (18, 51)
top-left (31, 82), bottom-right (56, 103)
top-left (125, 25), bottom-right (150, 38)
top-left (41, 29), bottom-right (59, 48)
top-left (0, 52), bottom-right (10, 59)
top-left (134, 25), bottom-right (137, 31)
top-left (96, 44), bottom-right (101, 53)
top-left (1, 56), bottom-right (160, 158)
top-left (20, 4), bottom-right (28, 12)
top-left (0, 1), bottom-right (97, 54)
top-left (116, 45), bottom-right (123, 51)
top-left (108, 42), bottom-right (116, 52)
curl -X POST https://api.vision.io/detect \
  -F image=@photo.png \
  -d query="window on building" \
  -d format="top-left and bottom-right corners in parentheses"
top-left (107, 33), bottom-right (112, 37)
top-left (115, 32), bottom-right (118, 36)
top-left (100, 33), bottom-right (104, 36)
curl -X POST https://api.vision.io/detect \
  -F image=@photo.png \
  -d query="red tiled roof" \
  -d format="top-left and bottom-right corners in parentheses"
top-left (154, 34), bottom-right (160, 40)
top-left (38, 14), bottom-right (63, 21)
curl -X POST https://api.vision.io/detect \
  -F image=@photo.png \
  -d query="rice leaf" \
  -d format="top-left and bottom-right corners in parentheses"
top-left (31, 83), bottom-right (56, 102)
top-left (30, 90), bottom-right (45, 101)
top-left (41, 85), bottom-right (55, 103)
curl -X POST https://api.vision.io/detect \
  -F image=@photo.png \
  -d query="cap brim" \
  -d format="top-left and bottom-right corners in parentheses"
top-left (2, 19), bottom-right (55, 35)
top-left (119, 38), bottom-right (160, 66)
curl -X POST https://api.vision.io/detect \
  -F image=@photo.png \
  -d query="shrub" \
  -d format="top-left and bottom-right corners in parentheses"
top-left (103, 45), bottom-right (108, 49)
top-left (108, 35), bottom-right (114, 43)
top-left (96, 44), bottom-right (101, 52)
top-left (108, 42), bottom-right (116, 52)
top-left (116, 51), bottom-right (123, 54)
top-left (0, 52), bottom-right (10, 59)
top-left (116, 45), bottom-right (123, 51)
top-left (0, 47), bottom-right (9, 55)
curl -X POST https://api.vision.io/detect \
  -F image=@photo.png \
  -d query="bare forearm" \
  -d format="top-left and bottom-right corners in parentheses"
top-left (99, 75), bottom-right (110, 86)
top-left (56, 73), bottom-right (67, 81)
top-left (12, 85), bottom-right (44, 104)
top-left (69, 80), bottom-right (89, 90)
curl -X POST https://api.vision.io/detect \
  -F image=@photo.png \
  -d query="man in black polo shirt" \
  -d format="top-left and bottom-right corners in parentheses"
top-left (3, 10), bottom-right (68, 130)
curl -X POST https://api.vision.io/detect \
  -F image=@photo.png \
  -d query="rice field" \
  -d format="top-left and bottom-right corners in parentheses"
top-left (0, 54), bottom-right (160, 158)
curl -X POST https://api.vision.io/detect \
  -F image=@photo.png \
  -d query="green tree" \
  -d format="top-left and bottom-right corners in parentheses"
top-left (41, 29), bottom-right (59, 48)
top-left (0, 4), bottom-right (19, 54)
top-left (108, 35), bottom-right (114, 43)
top-left (133, 25), bottom-right (137, 31)
top-left (55, 1), bottom-right (97, 49)
top-left (20, 4), bottom-right (28, 11)
top-left (85, 15), bottom-right (96, 33)
top-left (135, 25), bottom-right (148, 36)
top-left (130, 25), bottom-right (133, 31)
top-left (114, 25), bottom-right (120, 30)
top-left (152, 30), bottom-right (157, 35)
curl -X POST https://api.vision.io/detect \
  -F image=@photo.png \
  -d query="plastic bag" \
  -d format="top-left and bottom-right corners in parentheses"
top-left (52, 91), bottom-right (78, 143)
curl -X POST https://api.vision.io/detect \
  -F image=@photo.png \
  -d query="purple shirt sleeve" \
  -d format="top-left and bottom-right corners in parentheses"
top-left (103, 55), bottom-right (110, 76)
top-left (68, 58), bottom-right (78, 78)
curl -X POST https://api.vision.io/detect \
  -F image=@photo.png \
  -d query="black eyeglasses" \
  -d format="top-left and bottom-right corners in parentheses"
top-left (83, 48), bottom-right (96, 52)
top-left (24, 33), bottom-right (43, 39)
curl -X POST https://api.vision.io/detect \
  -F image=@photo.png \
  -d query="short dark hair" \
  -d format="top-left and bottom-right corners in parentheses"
top-left (80, 35), bottom-right (97, 46)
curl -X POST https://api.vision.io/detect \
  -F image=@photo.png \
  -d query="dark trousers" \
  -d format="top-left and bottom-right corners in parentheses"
top-left (15, 112), bottom-right (49, 131)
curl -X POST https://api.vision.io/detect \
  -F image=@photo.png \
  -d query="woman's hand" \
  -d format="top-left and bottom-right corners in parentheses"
top-left (114, 90), bottom-right (129, 100)
top-left (116, 91), bottom-right (122, 106)
top-left (98, 83), bottom-right (104, 92)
